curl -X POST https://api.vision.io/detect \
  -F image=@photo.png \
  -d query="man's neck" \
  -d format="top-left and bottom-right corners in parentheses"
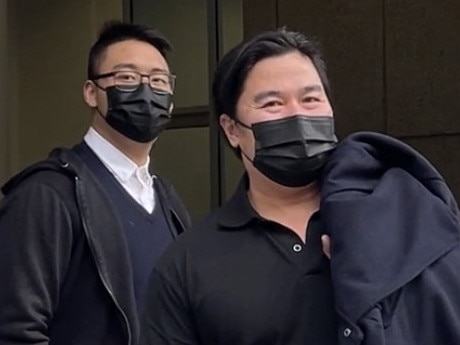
top-left (248, 173), bottom-right (320, 211)
top-left (111, 136), bottom-right (152, 167)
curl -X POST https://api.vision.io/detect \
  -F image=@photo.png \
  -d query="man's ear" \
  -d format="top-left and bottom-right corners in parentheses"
top-left (219, 114), bottom-right (240, 148)
top-left (83, 80), bottom-right (98, 108)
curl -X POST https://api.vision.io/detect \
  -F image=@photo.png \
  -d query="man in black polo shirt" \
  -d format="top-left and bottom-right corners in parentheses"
top-left (142, 28), bottom-right (338, 344)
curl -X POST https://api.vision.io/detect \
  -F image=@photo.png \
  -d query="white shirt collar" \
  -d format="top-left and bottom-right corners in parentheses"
top-left (83, 127), bottom-right (151, 183)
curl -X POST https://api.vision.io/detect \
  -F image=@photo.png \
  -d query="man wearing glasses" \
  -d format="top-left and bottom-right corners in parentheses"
top-left (0, 21), bottom-right (190, 345)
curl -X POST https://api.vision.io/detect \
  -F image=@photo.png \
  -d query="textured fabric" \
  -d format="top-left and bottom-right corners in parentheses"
top-left (142, 177), bottom-right (338, 345)
top-left (76, 142), bottom-right (174, 316)
top-left (320, 131), bottom-right (460, 345)
top-left (0, 143), bottom-right (190, 345)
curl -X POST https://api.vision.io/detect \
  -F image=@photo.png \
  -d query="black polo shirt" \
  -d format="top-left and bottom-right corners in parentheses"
top-left (143, 177), bottom-right (338, 345)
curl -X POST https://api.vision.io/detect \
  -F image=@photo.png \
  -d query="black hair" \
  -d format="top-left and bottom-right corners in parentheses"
top-left (87, 20), bottom-right (172, 79)
top-left (212, 28), bottom-right (331, 156)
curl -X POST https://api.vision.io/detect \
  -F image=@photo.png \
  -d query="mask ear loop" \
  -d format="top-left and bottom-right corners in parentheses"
top-left (240, 148), bottom-right (255, 164)
top-left (234, 118), bottom-right (255, 164)
top-left (89, 80), bottom-right (110, 122)
top-left (95, 107), bottom-right (107, 121)
top-left (235, 118), bottom-right (252, 130)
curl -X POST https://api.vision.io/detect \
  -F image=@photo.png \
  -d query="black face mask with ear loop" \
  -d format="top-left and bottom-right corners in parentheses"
top-left (238, 115), bottom-right (338, 187)
top-left (98, 83), bottom-right (173, 143)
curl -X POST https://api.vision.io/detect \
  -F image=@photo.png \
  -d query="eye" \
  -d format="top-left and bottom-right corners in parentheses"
top-left (261, 100), bottom-right (283, 108)
top-left (303, 96), bottom-right (321, 103)
top-left (151, 76), bottom-right (168, 85)
top-left (115, 71), bottom-right (138, 84)
top-left (120, 75), bottom-right (134, 81)
top-left (150, 73), bottom-right (173, 92)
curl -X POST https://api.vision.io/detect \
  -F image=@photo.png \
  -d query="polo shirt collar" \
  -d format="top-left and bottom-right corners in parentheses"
top-left (217, 174), bottom-right (261, 229)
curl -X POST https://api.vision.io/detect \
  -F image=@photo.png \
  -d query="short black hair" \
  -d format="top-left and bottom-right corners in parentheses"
top-left (87, 20), bottom-right (172, 79)
top-left (212, 27), bottom-right (331, 120)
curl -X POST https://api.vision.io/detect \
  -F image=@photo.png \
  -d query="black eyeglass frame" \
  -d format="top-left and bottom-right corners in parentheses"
top-left (91, 70), bottom-right (176, 93)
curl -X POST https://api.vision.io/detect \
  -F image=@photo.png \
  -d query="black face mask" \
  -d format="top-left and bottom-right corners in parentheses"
top-left (239, 115), bottom-right (338, 187)
top-left (103, 84), bottom-right (173, 143)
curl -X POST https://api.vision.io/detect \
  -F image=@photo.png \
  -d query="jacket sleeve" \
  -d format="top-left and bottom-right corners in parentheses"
top-left (0, 181), bottom-right (74, 345)
top-left (140, 269), bottom-right (199, 345)
top-left (355, 247), bottom-right (460, 345)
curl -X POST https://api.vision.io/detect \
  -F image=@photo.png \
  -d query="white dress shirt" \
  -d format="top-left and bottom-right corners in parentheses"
top-left (84, 127), bottom-right (155, 213)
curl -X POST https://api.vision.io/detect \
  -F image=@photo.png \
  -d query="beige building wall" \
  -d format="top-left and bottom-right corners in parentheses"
top-left (1, 0), bottom-right (123, 186)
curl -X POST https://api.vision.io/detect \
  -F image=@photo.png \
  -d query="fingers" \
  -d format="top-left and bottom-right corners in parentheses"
top-left (321, 235), bottom-right (331, 259)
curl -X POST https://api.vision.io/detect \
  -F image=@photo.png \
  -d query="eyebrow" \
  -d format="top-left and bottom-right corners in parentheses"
top-left (302, 84), bottom-right (323, 93)
top-left (253, 90), bottom-right (282, 104)
top-left (253, 84), bottom-right (324, 104)
top-left (112, 63), bottom-right (138, 70)
top-left (112, 63), bottom-right (169, 74)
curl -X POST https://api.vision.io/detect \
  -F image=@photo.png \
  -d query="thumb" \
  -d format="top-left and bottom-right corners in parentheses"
top-left (321, 235), bottom-right (331, 259)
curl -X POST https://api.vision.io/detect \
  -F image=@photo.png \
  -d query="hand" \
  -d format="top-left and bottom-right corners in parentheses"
top-left (321, 235), bottom-right (331, 259)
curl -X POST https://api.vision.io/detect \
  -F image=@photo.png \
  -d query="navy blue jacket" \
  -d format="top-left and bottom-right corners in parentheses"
top-left (0, 145), bottom-right (191, 345)
top-left (320, 132), bottom-right (460, 344)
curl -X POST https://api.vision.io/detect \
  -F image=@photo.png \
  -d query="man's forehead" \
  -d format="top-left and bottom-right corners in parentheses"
top-left (110, 62), bottom-right (169, 73)
top-left (250, 51), bottom-right (314, 68)
top-left (244, 53), bottom-right (318, 80)
top-left (99, 42), bottom-right (168, 71)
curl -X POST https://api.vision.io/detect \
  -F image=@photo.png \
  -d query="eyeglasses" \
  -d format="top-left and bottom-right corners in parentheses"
top-left (92, 70), bottom-right (176, 93)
